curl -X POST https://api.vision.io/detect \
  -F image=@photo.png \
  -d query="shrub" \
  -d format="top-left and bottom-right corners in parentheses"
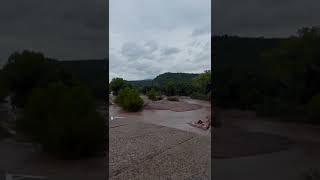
top-left (147, 88), bottom-right (157, 101)
top-left (167, 96), bottom-right (179, 101)
top-left (306, 94), bottom-right (320, 121)
top-left (109, 78), bottom-right (129, 96)
top-left (17, 83), bottom-right (104, 159)
top-left (115, 87), bottom-right (144, 112)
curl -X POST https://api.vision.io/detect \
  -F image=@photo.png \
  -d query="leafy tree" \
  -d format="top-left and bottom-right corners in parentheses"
top-left (2, 50), bottom-right (75, 107)
top-left (17, 82), bottom-right (104, 159)
top-left (115, 87), bottom-right (143, 112)
top-left (192, 70), bottom-right (211, 100)
top-left (109, 78), bottom-right (129, 96)
top-left (147, 88), bottom-right (157, 101)
top-left (164, 81), bottom-right (176, 96)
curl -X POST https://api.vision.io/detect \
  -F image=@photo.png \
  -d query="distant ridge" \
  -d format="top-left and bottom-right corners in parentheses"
top-left (128, 72), bottom-right (199, 88)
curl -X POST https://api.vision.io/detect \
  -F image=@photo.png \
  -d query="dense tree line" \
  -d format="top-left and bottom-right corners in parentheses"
top-left (214, 27), bottom-right (320, 123)
top-left (109, 71), bottom-right (211, 112)
top-left (126, 71), bottom-right (211, 101)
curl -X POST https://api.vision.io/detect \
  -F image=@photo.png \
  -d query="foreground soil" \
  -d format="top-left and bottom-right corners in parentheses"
top-left (109, 119), bottom-right (211, 179)
top-left (213, 109), bottom-right (320, 180)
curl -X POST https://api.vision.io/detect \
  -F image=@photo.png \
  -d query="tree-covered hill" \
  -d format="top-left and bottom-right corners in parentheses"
top-left (128, 72), bottom-right (198, 88)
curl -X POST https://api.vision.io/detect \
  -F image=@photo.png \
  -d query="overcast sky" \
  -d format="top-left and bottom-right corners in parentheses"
top-left (109, 0), bottom-right (211, 81)
top-left (213, 0), bottom-right (320, 37)
top-left (0, 0), bottom-right (107, 67)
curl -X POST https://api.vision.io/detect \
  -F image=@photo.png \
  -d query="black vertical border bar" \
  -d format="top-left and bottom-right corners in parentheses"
top-left (211, 0), bottom-right (214, 179)
top-left (105, 0), bottom-right (110, 179)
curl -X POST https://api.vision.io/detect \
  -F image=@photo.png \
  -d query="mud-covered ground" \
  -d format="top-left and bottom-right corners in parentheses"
top-left (213, 109), bottom-right (320, 180)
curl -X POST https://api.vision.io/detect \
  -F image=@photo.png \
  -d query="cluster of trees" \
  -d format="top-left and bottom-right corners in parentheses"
top-left (129, 71), bottom-right (212, 101)
top-left (0, 50), bottom-right (105, 158)
top-left (109, 78), bottom-right (144, 112)
top-left (214, 27), bottom-right (320, 123)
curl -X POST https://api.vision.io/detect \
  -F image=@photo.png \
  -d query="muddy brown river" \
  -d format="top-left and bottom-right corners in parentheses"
top-left (109, 96), bottom-right (211, 136)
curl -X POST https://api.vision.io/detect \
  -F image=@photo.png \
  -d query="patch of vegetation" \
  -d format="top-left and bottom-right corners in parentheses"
top-left (115, 87), bottom-right (144, 112)
top-left (214, 26), bottom-right (320, 123)
top-left (1, 50), bottom-right (105, 159)
top-left (17, 83), bottom-right (104, 159)
top-left (109, 77), bottom-right (131, 96)
top-left (1, 50), bottom-right (78, 107)
top-left (147, 88), bottom-right (157, 101)
top-left (126, 71), bottom-right (211, 101)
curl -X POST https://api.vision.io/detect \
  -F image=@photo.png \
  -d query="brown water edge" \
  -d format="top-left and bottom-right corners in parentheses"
top-left (109, 96), bottom-right (211, 136)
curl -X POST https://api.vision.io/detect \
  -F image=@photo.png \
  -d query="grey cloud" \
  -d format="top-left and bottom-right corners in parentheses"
top-left (121, 42), bottom-right (147, 60)
top-left (192, 25), bottom-right (211, 36)
top-left (144, 41), bottom-right (158, 53)
top-left (110, 0), bottom-right (211, 81)
top-left (121, 41), bottom-right (158, 61)
top-left (161, 47), bottom-right (180, 56)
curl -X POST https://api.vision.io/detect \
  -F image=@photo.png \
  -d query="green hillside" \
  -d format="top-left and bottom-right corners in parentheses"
top-left (128, 72), bottom-right (199, 88)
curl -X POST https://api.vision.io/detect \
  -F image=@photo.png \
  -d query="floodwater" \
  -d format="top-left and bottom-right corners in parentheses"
top-left (109, 96), bottom-right (211, 136)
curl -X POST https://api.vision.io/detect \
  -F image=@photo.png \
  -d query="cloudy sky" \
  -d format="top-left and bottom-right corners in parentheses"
top-left (109, 0), bottom-right (211, 81)
top-left (0, 0), bottom-right (107, 67)
top-left (213, 0), bottom-right (320, 37)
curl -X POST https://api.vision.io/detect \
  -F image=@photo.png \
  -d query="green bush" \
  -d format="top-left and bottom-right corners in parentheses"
top-left (306, 94), bottom-right (320, 121)
top-left (167, 96), bottom-right (179, 101)
top-left (115, 87), bottom-right (144, 112)
top-left (109, 78), bottom-right (129, 96)
top-left (17, 83), bottom-right (104, 159)
top-left (147, 88), bottom-right (157, 101)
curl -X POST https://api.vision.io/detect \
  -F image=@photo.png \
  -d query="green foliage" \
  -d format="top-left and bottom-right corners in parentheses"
top-left (192, 70), bottom-right (211, 100)
top-left (17, 83), bottom-right (104, 159)
top-left (153, 72), bottom-right (198, 86)
top-left (1, 50), bottom-right (77, 107)
top-left (147, 88), bottom-right (157, 101)
top-left (109, 78), bottom-right (130, 96)
top-left (115, 87), bottom-right (144, 112)
top-left (306, 94), bottom-right (320, 121)
top-left (214, 27), bottom-right (320, 123)
top-left (164, 81), bottom-right (176, 96)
